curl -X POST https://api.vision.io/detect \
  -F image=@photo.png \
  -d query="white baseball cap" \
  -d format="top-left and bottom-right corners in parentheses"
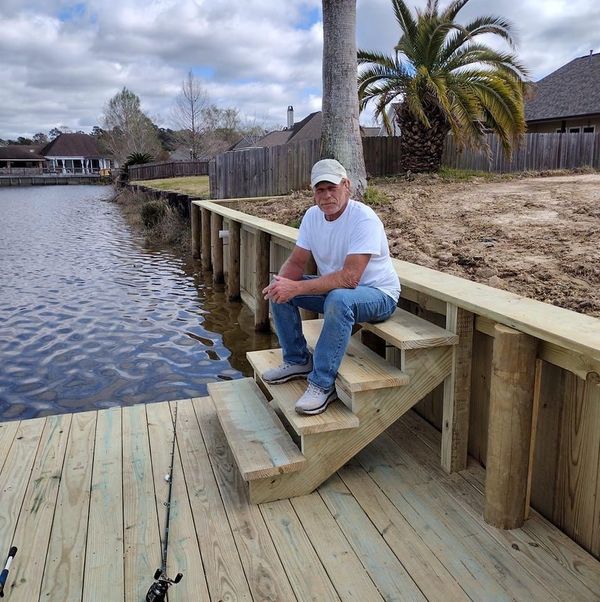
top-left (310, 159), bottom-right (347, 188)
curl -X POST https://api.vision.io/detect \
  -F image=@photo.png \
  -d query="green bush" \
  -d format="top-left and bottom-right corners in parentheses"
top-left (362, 187), bottom-right (390, 206)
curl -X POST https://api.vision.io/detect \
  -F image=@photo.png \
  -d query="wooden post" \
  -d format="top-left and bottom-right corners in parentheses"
top-left (484, 324), bottom-right (538, 529)
top-left (228, 220), bottom-right (241, 301)
top-left (190, 202), bottom-right (201, 260)
top-left (200, 208), bottom-right (212, 272)
top-left (254, 230), bottom-right (270, 332)
top-left (441, 305), bottom-right (474, 473)
top-left (210, 213), bottom-right (224, 283)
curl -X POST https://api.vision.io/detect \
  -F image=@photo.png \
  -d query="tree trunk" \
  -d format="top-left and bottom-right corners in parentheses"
top-left (397, 102), bottom-right (450, 172)
top-left (321, 0), bottom-right (367, 199)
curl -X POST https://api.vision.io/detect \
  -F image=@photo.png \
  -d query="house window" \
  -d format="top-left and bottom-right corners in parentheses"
top-left (555, 128), bottom-right (563, 133)
top-left (583, 126), bottom-right (595, 133)
top-left (569, 127), bottom-right (580, 133)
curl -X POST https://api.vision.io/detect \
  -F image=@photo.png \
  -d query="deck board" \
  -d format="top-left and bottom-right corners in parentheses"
top-left (0, 399), bottom-right (599, 601)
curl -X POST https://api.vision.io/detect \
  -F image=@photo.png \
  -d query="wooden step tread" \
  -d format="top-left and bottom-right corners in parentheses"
top-left (361, 307), bottom-right (459, 349)
top-left (207, 378), bottom-right (306, 480)
top-left (247, 349), bottom-right (359, 435)
top-left (301, 320), bottom-right (409, 393)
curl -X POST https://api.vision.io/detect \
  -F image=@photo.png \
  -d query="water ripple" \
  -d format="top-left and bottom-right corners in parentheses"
top-left (0, 185), bottom-right (276, 420)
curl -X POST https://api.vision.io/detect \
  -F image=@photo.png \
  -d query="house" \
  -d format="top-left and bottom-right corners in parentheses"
top-left (40, 133), bottom-right (113, 174)
top-left (525, 51), bottom-right (600, 133)
top-left (0, 145), bottom-right (45, 174)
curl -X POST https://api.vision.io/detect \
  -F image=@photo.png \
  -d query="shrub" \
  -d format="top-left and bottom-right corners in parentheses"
top-left (141, 199), bottom-right (167, 228)
top-left (362, 187), bottom-right (390, 206)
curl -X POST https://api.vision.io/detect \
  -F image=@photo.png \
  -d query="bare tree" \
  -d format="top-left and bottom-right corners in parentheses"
top-left (102, 87), bottom-right (162, 164)
top-left (171, 71), bottom-right (209, 159)
top-left (321, 0), bottom-right (366, 198)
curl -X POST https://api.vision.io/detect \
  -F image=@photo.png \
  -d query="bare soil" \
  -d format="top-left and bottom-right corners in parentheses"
top-left (238, 172), bottom-right (600, 317)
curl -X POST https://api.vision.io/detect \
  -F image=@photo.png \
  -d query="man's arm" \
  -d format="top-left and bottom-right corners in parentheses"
top-left (278, 245), bottom-right (311, 280)
top-left (264, 253), bottom-right (371, 303)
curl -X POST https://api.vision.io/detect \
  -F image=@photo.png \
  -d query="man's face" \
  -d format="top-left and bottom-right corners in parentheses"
top-left (313, 179), bottom-right (350, 220)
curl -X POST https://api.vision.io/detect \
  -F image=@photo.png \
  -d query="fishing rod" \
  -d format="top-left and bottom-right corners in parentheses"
top-left (0, 546), bottom-right (17, 598)
top-left (145, 403), bottom-right (183, 602)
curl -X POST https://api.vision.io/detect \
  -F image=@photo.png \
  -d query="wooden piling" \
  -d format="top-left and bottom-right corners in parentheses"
top-left (228, 220), bottom-right (241, 301)
top-left (441, 305), bottom-right (474, 473)
top-left (211, 213), bottom-right (224, 284)
top-left (484, 324), bottom-right (538, 529)
top-left (191, 202), bottom-right (201, 260)
top-left (254, 230), bottom-right (270, 331)
top-left (201, 208), bottom-right (212, 272)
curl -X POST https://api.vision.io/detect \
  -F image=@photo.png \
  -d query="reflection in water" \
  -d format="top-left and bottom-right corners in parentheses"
top-left (0, 185), bottom-right (276, 421)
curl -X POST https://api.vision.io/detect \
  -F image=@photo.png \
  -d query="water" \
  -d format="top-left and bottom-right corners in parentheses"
top-left (0, 185), bottom-right (275, 421)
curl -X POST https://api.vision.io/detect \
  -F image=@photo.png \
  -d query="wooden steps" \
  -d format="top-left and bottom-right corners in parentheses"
top-left (247, 348), bottom-right (359, 435)
top-left (361, 307), bottom-right (459, 349)
top-left (207, 378), bottom-right (306, 480)
top-left (211, 311), bottom-right (458, 502)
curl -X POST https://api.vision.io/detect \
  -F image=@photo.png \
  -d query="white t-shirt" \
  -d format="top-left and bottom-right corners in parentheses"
top-left (296, 199), bottom-right (400, 301)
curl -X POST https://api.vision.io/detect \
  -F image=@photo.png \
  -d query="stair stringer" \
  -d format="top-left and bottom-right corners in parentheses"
top-left (248, 345), bottom-right (453, 503)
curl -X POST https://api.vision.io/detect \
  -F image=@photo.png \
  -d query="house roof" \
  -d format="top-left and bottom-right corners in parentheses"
top-left (525, 52), bottom-right (600, 122)
top-left (40, 133), bottom-right (105, 158)
top-left (0, 145), bottom-right (45, 161)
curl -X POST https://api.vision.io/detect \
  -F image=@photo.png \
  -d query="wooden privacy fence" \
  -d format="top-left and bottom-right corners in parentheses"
top-left (209, 132), bottom-right (600, 199)
top-left (190, 197), bottom-right (600, 559)
top-left (128, 159), bottom-right (209, 181)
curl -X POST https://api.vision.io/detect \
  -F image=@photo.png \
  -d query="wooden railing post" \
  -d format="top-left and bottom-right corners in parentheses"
top-left (190, 202), bottom-right (201, 260)
top-left (228, 221), bottom-right (241, 301)
top-left (211, 213), bottom-right (224, 284)
top-left (200, 208), bottom-right (212, 272)
top-left (441, 305), bottom-right (474, 473)
top-left (254, 230), bottom-right (270, 332)
top-left (484, 324), bottom-right (538, 529)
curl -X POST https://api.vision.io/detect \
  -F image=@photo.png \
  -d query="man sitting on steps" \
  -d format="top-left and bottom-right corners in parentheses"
top-left (262, 158), bottom-right (400, 415)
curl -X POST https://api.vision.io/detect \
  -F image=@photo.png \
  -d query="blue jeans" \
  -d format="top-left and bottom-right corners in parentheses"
top-left (270, 280), bottom-right (397, 391)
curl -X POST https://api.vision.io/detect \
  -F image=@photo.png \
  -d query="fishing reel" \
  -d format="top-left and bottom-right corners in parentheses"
top-left (145, 569), bottom-right (183, 602)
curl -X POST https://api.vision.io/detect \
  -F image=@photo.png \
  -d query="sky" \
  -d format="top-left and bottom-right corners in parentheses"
top-left (0, 0), bottom-right (599, 140)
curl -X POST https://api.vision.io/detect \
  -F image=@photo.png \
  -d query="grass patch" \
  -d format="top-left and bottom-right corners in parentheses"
top-left (362, 186), bottom-right (391, 206)
top-left (437, 167), bottom-right (497, 181)
top-left (132, 175), bottom-right (210, 198)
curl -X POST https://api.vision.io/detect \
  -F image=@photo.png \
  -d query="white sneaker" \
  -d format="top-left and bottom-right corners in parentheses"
top-left (295, 382), bottom-right (337, 415)
top-left (262, 356), bottom-right (313, 384)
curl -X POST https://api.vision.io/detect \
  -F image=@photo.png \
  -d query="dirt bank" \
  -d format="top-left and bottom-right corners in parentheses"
top-left (238, 172), bottom-right (600, 317)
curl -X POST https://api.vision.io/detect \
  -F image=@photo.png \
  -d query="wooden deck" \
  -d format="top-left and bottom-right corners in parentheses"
top-left (1, 399), bottom-right (599, 601)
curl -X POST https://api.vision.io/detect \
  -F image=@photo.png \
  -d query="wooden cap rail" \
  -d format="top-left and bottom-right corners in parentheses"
top-left (192, 198), bottom-right (600, 365)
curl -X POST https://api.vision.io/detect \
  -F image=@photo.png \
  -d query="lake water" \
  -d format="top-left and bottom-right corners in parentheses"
top-left (0, 185), bottom-right (275, 421)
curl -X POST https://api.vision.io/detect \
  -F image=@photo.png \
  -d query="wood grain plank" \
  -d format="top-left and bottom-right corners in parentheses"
top-left (0, 418), bottom-right (46, 565)
top-left (40, 411), bottom-right (96, 601)
top-left (260, 499), bottom-right (340, 601)
top-left (319, 474), bottom-right (427, 601)
top-left (302, 319), bottom-right (409, 392)
top-left (122, 403), bottom-right (162, 602)
top-left (83, 407), bottom-right (124, 602)
top-left (338, 461), bottom-right (469, 602)
top-left (395, 410), bottom-right (600, 600)
top-left (9, 413), bottom-right (72, 602)
top-left (359, 433), bottom-right (558, 601)
top-left (363, 307), bottom-right (459, 349)
top-left (248, 348), bottom-right (359, 435)
top-left (290, 492), bottom-right (384, 602)
top-left (193, 396), bottom-right (296, 601)
top-left (146, 401), bottom-right (210, 602)
top-left (176, 398), bottom-right (251, 602)
top-left (0, 420), bottom-right (19, 474)
top-left (208, 378), bottom-right (305, 480)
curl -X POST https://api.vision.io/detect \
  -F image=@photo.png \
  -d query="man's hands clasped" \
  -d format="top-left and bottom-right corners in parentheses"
top-left (263, 275), bottom-right (300, 303)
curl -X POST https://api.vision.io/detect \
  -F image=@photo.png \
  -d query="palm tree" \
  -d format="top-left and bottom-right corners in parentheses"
top-left (358, 0), bottom-right (529, 172)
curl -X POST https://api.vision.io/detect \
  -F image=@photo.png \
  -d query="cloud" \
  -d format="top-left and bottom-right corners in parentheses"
top-left (0, 0), bottom-right (598, 139)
